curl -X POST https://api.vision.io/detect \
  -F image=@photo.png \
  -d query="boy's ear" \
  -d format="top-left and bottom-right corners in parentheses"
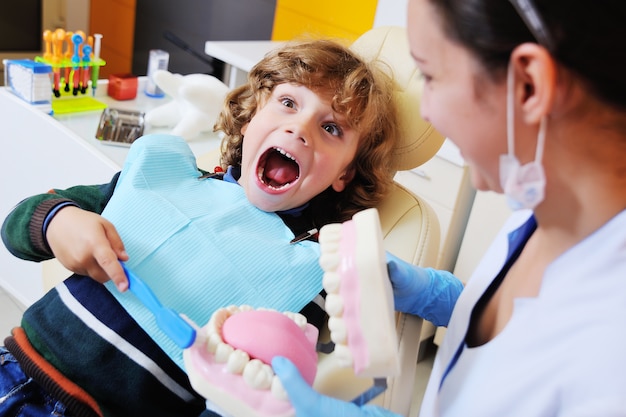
top-left (511, 44), bottom-right (557, 124)
top-left (331, 168), bottom-right (355, 192)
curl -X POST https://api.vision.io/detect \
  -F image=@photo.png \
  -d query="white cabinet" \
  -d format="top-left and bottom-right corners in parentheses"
top-left (394, 140), bottom-right (476, 272)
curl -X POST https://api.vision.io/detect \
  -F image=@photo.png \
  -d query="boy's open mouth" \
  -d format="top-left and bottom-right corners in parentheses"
top-left (257, 147), bottom-right (300, 190)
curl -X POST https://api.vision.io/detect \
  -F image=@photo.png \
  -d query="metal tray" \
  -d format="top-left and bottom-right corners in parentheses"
top-left (95, 108), bottom-right (145, 146)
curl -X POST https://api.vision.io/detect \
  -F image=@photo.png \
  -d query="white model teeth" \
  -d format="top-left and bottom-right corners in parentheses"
top-left (243, 359), bottom-right (274, 389)
top-left (333, 344), bottom-right (354, 367)
top-left (207, 308), bottom-right (230, 334)
top-left (226, 349), bottom-right (249, 373)
top-left (318, 224), bottom-right (342, 245)
top-left (283, 311), bottom-right (307, 331)
top-left (206, 332), bottom-right (223, 354)
top-left (201, 305), bottom-right (307, 399)
top-left (215, 342), bottom-right (234, 363)
top-left (318, 224), bottom-right (342, 271)
top-left (319, 253), bottom-right (340, 274)
top-left (318, 222), bottom-right (354, 368)
top-left (324, 293), bottom-right (343, 316)
top-left (271, 375), bottom-right (289, 400)
top-left (328, 316), bottom-right (347, 344)
top-left (322, 271), bottom-right (341, 293)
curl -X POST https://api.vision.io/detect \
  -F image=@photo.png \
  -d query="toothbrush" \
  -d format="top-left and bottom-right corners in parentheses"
top-left (120, 261), bottom-right (196, 348)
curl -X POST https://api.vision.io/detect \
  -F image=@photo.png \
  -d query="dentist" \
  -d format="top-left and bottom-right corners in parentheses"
top-left (272, 0), bottom-right (626, 415)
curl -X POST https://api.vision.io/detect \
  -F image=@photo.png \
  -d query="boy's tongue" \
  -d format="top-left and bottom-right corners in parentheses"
top-left (264, 151), bottom-right (298, 187)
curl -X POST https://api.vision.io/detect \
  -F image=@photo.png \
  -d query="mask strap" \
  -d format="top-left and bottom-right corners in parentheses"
top-left (535, 116), bottom-right (547, 164)
top-left (507, 60), bottom-right (548, 164)
top-left (506, 62), bottom-right (516, 157)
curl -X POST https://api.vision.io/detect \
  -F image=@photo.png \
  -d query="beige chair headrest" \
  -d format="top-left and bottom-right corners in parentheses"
top-left (350, 26), bottom-right (445, 171)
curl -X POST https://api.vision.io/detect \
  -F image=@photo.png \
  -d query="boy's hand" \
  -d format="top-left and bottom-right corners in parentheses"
top-left (45, 206), bottom-right (129, 291)
top-left (271, 356), bottom-right (401, 417)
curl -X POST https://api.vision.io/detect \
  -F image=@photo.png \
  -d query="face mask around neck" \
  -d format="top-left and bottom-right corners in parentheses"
top-left (499, 61), bottom-right (547, 211)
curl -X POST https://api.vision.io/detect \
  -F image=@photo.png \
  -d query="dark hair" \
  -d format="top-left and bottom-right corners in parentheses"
top-left (429, 0), bottom-right (626, 111)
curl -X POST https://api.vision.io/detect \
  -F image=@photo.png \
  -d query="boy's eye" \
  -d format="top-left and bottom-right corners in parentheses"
top-left (280, 97), bottom-right (296, 108)
top-left (323, 123), bottom-right (342, 137)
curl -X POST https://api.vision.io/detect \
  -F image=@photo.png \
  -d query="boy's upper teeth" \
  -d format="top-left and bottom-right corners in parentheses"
top-left (276, 147), bottom-right (295, 161)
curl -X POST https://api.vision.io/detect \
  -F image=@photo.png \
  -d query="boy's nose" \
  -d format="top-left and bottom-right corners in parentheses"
top-left (286, 129), bottom-right (308, 145)
top-left (285, 118), bottom-right (314, 145)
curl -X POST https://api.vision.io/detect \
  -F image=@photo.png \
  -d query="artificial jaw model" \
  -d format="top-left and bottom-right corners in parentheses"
top-left (183, 208), bottom-right (400, 417)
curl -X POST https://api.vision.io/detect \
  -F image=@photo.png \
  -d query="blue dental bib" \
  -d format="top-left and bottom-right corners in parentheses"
top-left (101, 134), bottom-right (322, 368)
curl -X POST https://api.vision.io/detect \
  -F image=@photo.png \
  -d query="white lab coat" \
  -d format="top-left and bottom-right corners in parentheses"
top-left (420, 209), bottom-right (626, 416)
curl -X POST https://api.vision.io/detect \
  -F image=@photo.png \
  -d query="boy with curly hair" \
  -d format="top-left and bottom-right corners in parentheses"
top-left (1, 38), bottom-right (398, 417)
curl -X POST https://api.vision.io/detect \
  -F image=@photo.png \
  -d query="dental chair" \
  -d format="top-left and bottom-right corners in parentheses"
top-left (194, 26), bottom-right (444, 416)
top-left (42, 26), bottom-right (444, 416)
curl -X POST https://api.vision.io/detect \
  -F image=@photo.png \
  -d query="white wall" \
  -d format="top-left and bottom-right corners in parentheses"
top-left (374, 0), bottom-right (408, 28)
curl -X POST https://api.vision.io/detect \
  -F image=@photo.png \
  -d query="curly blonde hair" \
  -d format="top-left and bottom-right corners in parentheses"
top-left (214, 39), bottom-right (399, 225)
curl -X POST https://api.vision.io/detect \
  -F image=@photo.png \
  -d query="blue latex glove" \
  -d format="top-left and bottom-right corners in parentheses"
top-left (272, 356), bottom-right (401, 417)
top-left (386, 252), bottom-right (464, 327)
